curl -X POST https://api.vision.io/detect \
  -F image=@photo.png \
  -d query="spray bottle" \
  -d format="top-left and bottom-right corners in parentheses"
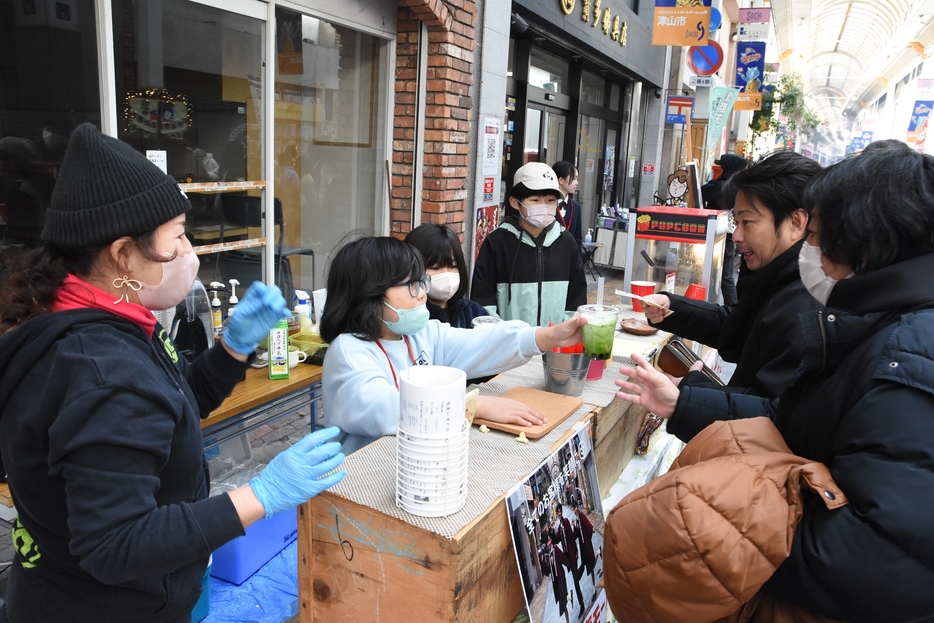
top-left (294, 290), bottom-right (313, 333)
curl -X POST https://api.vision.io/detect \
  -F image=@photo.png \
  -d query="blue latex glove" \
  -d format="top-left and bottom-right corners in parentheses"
top-left (223, 281), bottom-right (291, 354)
top-left (250, 426), bottom-right (346, 518)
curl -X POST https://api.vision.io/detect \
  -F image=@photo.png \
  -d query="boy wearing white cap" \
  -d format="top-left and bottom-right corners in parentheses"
top-left (471, 162), bottom-right (587, 327)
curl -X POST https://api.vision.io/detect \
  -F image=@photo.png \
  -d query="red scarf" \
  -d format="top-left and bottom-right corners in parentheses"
top-left (52, 274), bottom-right (157, 337)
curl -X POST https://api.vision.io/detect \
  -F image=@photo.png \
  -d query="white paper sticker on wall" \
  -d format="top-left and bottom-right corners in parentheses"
top-left (146, 150), bottom-right (168, 175)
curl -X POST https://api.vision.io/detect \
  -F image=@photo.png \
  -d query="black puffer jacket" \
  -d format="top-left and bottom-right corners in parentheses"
top-left (670, 252), bottom-right (934, 623)
top-left (651, 241), bottom-right (822, 420)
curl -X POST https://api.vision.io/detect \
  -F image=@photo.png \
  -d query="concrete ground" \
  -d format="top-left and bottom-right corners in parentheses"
top-left (0, 267), bottom-right (624, 605)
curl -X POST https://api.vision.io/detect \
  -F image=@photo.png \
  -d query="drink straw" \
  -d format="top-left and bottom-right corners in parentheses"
top-left (596, 276), bottom-right (605, 307)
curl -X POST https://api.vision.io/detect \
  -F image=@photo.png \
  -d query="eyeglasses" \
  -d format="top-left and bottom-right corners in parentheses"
top-left (393, 274), bottom-right (431, 298)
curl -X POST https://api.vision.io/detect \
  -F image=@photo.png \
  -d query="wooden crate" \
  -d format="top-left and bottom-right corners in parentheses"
top-left (298, 491), bottom-right (525, 622)
top-left (591, 397), bottom-right (647, 496)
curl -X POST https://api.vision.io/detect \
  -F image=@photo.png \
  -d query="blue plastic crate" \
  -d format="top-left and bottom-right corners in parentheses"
top-left (210, 509), bottom-right (298, 585)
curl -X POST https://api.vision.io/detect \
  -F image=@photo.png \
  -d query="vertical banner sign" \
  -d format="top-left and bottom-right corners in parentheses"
top-left (734, 41), bottom-right (766, 110)
top-left (907, 101), bottom-right (933, 144)
top-left (275, 7), bottom-right (303, 76)
top-left (475, 206), bottom-right (499, 262)
top-left (706, 86), bottom-right (740, 162)
top-left (652, 0), bottom-right (712, 47)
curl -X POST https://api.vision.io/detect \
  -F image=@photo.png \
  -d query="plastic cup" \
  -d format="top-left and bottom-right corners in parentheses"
top-left (578, 304), bottom-right (619, 361)
top-left (586, 358), bottom-right (604, 380)
top-left (685, 284), bottom-right (707, 301)
top-left (630, 281), bottom-right (656, 312)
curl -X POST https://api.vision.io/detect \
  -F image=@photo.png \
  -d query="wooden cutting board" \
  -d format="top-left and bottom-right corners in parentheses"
top-left (472, 386), bottom-right (584, 439)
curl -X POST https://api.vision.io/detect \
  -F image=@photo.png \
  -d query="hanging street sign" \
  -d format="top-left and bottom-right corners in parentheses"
top-left (709, 7), bottom-right (722, 32)
top-left (737, 22), bottom-right (769, 40)
top-left (690, 75), bottom-right (716, 87)
top-left (652, 0), bottom-right (712, 47)
top-left (734, 41), bottom-right (766, 110)
top-left (666, 95), bottom-right (695, 125)
top-left (687, 41), bottom-right (724, 77)
top-left (738, 7), bottom-right (771, 23)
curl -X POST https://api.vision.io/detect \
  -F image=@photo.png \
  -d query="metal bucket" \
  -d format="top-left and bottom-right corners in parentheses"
top-left (542, 351), bottom-right (590, 397)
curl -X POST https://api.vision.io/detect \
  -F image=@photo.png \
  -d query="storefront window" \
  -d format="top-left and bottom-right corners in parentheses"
top-left (112, 0), bottom-right (266, 289)
top-left (610, 83), bottom-right (621, 112)
top-left (1, 0), bottom-right (100, 248)
top-left (274, 10), bottom-right (389, 291)
top-left (576, 115), bottom-right (605, 234)
top-left (581, 71), bottom-right (605, 107)
top-left (529, 47), bottom-right (569, 95)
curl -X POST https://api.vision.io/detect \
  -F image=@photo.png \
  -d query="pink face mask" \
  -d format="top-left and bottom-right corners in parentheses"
top-left (137, 251), bottom-right (200, 311)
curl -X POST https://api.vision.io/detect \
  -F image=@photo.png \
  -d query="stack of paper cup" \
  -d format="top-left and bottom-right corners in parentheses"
top-left (396, 365), bottom-right (470, 517)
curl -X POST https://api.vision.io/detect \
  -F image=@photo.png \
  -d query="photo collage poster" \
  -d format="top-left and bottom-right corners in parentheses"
top-left (505, 424), bottom-right (608, 623)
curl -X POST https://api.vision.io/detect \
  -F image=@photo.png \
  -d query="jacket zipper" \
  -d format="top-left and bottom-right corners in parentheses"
top-left (536, 244), bottom-right (544, 326)
top-left (817, 310), bottom-right (828, 373)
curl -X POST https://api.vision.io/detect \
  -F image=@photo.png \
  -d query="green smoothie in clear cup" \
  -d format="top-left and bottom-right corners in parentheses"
top-left (578, 304), bottom-right (619, 361)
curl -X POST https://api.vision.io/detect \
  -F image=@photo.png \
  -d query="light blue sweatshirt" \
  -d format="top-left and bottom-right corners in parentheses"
top-left (322, 319), bottom-right (542, 454)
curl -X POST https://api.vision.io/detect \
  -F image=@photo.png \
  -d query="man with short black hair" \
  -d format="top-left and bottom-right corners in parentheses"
top-left (642, 151), bottom-right (823, 410)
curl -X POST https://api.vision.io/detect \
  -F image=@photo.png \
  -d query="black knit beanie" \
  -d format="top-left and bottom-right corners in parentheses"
top-left (41, 122), bottom-right (190, 248)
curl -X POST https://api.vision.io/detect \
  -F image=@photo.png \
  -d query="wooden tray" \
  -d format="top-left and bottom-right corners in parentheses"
top-left (620, 318), bottom-right (658, 336)
top-left (472, 386), bottom-right (584, 439)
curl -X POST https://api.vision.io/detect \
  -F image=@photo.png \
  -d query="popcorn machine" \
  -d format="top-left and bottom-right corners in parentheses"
top-left (623, 206), bottom-right (729, 304)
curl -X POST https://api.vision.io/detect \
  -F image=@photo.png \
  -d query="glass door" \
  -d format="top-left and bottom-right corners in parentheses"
top-left (524, 106), bottom-right (566, 167)
top-left (111, 0), bottom-right (267, 290)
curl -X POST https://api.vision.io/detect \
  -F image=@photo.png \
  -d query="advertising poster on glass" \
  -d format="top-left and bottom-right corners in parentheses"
top-left (505, 424), bottom-right (606, 623)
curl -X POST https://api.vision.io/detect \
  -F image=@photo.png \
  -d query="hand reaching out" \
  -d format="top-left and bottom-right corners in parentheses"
top-left (642, 294), bottom-right (671, 324)
top-left (614, 353), bottom-right (681, 419)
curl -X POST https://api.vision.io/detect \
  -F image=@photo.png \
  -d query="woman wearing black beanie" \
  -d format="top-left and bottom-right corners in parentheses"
top-left (0, 124), bottom-right (345, 623)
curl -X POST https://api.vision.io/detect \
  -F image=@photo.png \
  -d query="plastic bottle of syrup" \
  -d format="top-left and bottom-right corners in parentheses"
top-left (209, 282), bottom-right (225, 340)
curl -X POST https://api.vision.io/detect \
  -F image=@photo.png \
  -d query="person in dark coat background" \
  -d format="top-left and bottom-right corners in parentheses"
top-left (559, 513), bottom-right (585, 611)
top-left (701, 153), bottom-right (748, 306)
top-left (615, 147), bottom-right (934, 622)
top-left (573, 505), bottom-right (597, 584)
top-left (640, 151), bottom-right (824, 408)
top-left (541, 530), bottom-right (573, 623)
top-left (552, 161), bottom-right (583, 256)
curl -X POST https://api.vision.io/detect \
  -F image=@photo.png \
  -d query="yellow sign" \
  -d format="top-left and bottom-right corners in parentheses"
top-left (652, 6), bottom-right (710, 46)
top-left (561, 0), bottom-right (575, 14)
top-left (734, 91), bottom-right (762, 111)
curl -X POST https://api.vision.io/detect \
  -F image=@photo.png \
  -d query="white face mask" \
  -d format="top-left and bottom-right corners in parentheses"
top-left (520, 202), bottom-right (556, 229)
top-left (798, 241), bottom-right (852, 306)
top-left (428, 272), bottom-right (460, 302)
top-left (138, 251), bottom-right (201, 311)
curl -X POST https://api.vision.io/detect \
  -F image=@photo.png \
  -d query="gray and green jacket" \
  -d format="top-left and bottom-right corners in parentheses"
top-left (471, 216), bottom-right (587, 327)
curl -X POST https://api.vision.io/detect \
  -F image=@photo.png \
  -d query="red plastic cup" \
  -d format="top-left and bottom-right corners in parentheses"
top-left (685, 284), bottom-right (707, 301)
top-left (586, 358), bottom-right (604, 380)
top-left (630, 281), bottom-right (656, 312)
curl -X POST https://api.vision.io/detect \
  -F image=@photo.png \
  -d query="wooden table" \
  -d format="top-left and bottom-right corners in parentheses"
top-left (201, 363), bottom-right (323, 451)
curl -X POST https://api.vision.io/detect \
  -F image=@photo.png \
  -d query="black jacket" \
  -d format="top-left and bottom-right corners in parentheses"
top-left (652, 241), bottom-right (822, 421)
top-left (671, 252), bottom-right (934, 622)
top-left (0, 309), bottom-right (248, 623)
top-left (471, 216), bottom-right (587, 327)
top-left (556, 197), bottom-right (583, 255)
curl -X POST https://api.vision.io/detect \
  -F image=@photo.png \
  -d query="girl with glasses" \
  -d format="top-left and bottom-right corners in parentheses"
top-left (320, 235), bottom-right (586, 455)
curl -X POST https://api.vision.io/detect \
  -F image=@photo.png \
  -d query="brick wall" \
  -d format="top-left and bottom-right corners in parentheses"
top-left (391, 0), bottom-right (477, 239)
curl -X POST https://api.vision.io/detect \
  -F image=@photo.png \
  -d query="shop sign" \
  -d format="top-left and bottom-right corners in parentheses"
top-left (738, 7), bottom-right (771, 23)
top-left (635, 208), bottom-right (709, 244)
top-left (628, 156), bottom-right (636, 178)
top-left (907, 101), bottom-right (933, 143)
top-left (642, 163), bottom-right (656, 176)
top-left (734, 41), bottom-right (766, 111)
top-left (736, 22), bottom-right (768, 41)
top-left (483, 177), bottom-right (495, 202)
top-left (146, 150), bottom-right (168, 175)
top-left (666, 95), bottom-right (694, 125)
top-left (586, 159), bottom-right (595, 173)
top-left (652, 0), bottom-right (711, 47)
top-left (560, 0), bottom-right (629, 47)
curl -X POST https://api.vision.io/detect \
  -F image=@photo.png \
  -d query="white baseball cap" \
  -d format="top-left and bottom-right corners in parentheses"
top-left (513, 162), bottom-right (561, 194)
